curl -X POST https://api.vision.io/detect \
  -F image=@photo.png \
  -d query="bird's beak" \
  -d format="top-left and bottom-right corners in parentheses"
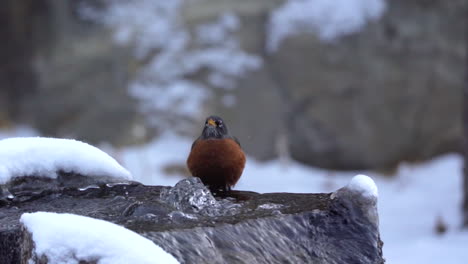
top-left (207, 118), bottom-right (216, 127)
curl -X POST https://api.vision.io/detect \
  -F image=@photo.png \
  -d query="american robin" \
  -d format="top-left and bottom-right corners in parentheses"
top-left (187, 115), bottom-right (246, 193)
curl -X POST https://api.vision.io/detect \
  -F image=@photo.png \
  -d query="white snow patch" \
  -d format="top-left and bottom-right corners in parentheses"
top-left (347, 174), bottom-right (378, 198)
top-left (0, 137), bottom-right (132, 184)
top-left (131, 80), bottom-right (209, 119)
top-left (258, 203), bottom-right (283, 210)
top-left (267, 0), bottom-right (387, 51)
top-left (195, 13), bottom-right (240, 46)
top-left (21, 212), bottom-right (179, 264)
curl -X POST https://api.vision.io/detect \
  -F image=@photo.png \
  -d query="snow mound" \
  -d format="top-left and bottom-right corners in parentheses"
top-left (0, 137), bottom-right (132, 184)
top-left (267, 0), bottom-right (387, 51)
top-left (347, 174), bottom-right (378, 198)
top-left (20, 212), bottom-right (179, 264)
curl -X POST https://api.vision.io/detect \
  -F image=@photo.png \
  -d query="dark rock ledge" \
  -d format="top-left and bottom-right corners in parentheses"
top-left (0, 174), bottom-right (384, 264)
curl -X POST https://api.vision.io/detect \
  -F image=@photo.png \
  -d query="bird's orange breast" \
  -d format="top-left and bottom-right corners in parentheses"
top-left (187, 138), bottom-right (246, 190)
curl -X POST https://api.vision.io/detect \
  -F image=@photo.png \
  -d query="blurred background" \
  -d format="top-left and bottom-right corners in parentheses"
top-left (0, 0), bottom-right (467, 263)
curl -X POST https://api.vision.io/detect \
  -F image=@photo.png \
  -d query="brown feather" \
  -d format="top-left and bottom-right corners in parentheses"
top-left (187, 138), bottom-right (246, 191)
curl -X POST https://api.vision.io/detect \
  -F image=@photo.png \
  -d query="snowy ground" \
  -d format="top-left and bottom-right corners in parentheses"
top-left (116, 134), bottom-right (468, 264)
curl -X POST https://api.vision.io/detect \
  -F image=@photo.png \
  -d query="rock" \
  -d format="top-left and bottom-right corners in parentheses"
top-left (0, 1), bottom-right (43, 124)
top-left (0, 175), bottom-right (384, 263)
top-left (206, 0), bottom-right (465, 169)
top-left (0, 0), bottom-right (147, 146)
top-left (0, 227), bottom-right (33, 264)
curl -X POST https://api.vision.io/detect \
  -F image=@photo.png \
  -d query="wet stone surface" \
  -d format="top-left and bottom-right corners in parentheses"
top-left (0, 175), bottom-right (384, 264)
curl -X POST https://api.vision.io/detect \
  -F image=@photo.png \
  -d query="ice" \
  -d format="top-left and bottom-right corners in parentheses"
top-left (160, 178), bottom-right (242, 217)
top-left (78, 185), bottom-right (100, 191)
top-left (0, 137), bottom-right (131, 184)
top-left (160, 178), bottom-right (218, 213)
top-left (21, 212), bottom-right (179, 264)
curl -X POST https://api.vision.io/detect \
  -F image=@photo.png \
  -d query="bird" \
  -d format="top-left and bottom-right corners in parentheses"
top-left (187, 115), bottom-right (246, 193)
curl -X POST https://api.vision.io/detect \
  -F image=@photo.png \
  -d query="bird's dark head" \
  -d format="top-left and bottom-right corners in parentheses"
top-left (200, 115), bottom-right (229, 139)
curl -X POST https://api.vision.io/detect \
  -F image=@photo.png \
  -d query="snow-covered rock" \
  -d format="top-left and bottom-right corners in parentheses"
top-left (0, 174), bottom-right (384, 264)
top-left (20, 212), bottom-right (179, 264)
top-left (347, 174), bottom-right (378, 199)
top-left (0, 137), bottom-right (131, 184)
top-left (331, 174), bottom-right (379, 229)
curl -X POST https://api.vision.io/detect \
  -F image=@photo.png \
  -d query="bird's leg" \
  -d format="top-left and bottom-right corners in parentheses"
top-left (212, 185), bottom-right (230, 198)
top-left (208, 186), bottom-right (218, 195)
top-left (220, 185), bottom-right (230, 193)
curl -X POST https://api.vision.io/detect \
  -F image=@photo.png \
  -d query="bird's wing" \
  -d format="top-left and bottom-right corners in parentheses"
top-left (191, 138), bottom-right (199, 150)
top-left (233, 136), bottom-right (242, 148)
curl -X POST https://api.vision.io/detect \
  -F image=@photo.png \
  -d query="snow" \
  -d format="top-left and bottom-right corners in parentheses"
top-left (131, 80), bottom-right (209, 119)
top-left (20, 212), bottom-right (179, 264)
top-left (81, 2), bottom-right (261, 128)
top-left (346, 174), bottom-right (378, 198)
top-left (267, 0), bottom-right (387, 51)
top-left (0, 137), bottom-right (131, 184)
top-left (115, 134), bottom-right (467, 264)
top-left (195, 13), bottom-right (240, 46)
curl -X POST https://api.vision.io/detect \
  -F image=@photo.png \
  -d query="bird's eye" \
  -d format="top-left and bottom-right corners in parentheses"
top-left (216, 120), bottom-right (223, 127)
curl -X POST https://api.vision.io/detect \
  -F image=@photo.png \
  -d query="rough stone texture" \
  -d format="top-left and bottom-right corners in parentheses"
top-left (0, 0), bottom-right (464, 170)
top-left (0, 229), bottom-right (32, 264)
top-left (284, 0), bottom-right (464, 169)
top-left (0, 176), bottom-right (384, 264)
